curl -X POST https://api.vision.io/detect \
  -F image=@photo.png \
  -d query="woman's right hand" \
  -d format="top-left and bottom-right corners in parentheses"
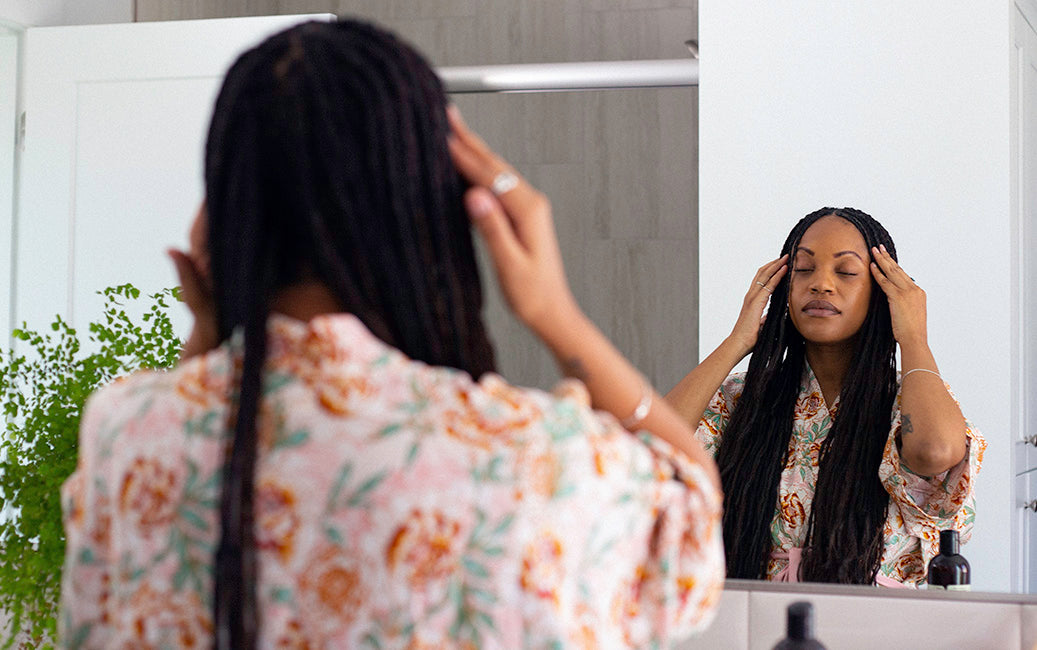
top-left (168, 202), bottom-right (218, 361)
top-left (447, 106), bottom-right (579, 338)
top-left (727, 255), bottom-right (788, 358)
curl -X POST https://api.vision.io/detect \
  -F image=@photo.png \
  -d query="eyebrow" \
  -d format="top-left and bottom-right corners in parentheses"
top-left (795, 246), bottom-right (865, 262)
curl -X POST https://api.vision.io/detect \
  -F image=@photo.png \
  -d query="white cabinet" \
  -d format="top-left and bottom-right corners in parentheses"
top-left (12, 14), bottom-right (332, 343)
top-left (1013, 1), bottom-right (1037, 593)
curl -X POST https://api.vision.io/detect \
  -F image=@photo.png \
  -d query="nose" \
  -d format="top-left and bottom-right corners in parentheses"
top-left (809, 268), bottom-right (835, 294)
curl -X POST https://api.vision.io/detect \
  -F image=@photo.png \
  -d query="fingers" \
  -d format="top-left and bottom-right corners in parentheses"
top-left (869, 259), bottom-right (893, 294)
top-left (750, 254), bottom-right (789, 296)
top-left (463, 187), bottom-right (525, 270)
top-left (168, 248), bottom-right (212, 312)
top-left (871, 244), bottom-right (912, 288)
top-left (447, 106), bottom-right (552, 250)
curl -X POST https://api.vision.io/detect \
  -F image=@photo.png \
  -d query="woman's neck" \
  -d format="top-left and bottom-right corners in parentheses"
top-left (269, 280), bottom-right (344, 322)
top-left (805, 342), bottom-right (855, 408)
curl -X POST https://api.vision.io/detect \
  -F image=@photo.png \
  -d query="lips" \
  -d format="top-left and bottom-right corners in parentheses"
top-left (802, 299), bottom-right (840, 316)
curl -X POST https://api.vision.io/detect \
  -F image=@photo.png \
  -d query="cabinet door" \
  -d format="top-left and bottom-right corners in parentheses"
top-left (1016, 471), bottom-right (1037, 593)
top-left (1013, 3), bottom-right (1037, 592)
top-left (14, 14), bottom-right (332, 343)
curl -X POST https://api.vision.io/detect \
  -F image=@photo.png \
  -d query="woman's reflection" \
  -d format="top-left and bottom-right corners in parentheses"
top-left (667, 207), bottom-right (985, 587)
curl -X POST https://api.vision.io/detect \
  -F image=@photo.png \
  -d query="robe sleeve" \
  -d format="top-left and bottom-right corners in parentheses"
top-left (878, 381), bottom-right (986, 570)
top-left (693, 373), bottom-right (746, 457)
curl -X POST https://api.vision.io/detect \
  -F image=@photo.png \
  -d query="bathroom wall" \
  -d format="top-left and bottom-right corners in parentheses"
top-left (130, 0), bottom-right (702, 394)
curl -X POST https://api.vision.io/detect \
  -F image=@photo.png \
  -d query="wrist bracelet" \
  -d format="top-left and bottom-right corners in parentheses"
top-left (901, 367), bottom-right (941, 381)
top-left (621, 381), bottom-right (653, 430)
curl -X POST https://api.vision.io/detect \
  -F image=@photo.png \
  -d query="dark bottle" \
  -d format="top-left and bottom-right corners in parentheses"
top-left (772, 601), bottom-right (826, 650)
top-left (927, 529), bottom-right (971, 591)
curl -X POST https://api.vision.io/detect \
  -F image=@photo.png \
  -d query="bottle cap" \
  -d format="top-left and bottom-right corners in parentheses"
top-left (787, 601), bottom-right (814, 640)
top-left (939, 529), bottom-right (959, 555)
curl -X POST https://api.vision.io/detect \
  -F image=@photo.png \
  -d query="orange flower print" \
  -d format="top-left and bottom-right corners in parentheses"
top-left (123, 584), bottom-right (212, 649)
top-left (892, 551), bottom-right (924, 582)
top-left (799, 391), bottom-right (824, 421)
top-left (301, 324), bottom-right (351, 366)
top-left (276, 619), bottom-right (315, 650)
top-left (568, 603), bottom-right (599, 650)
top-left (63, 470), bottom-right (88, 531)
top-left (386, 509), bottom-right (465, 590)
top-left (808, 439), bottom-right (823, 465)
top-left (609, 566), bottom-right (646, 645)
top-left (297, 545), bottom-right (366, 639)
top-left (589, 432), bottom-right (623, 477)
top-left (256, 479), bottom-right (299, 563)
top-left (443, 383), bottom-right (537, 449)
top-left (118, 457), bottom-right (182, 535)
top-left (315, 375), bottom-right (372, 416)
top-left (520, 531), bottom-right (566, 606)
top-left (779, 490), bottom-right (806, 529)
top-left (91, 501), bottom-right (113, 551)
top-left (175, 357), bottom-right (228, 408)
top-left (516, 450), bottom-right (560, 499)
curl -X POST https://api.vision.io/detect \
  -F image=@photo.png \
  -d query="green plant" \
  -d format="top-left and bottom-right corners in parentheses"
top-left (0, 284), bottom-right (182, 647)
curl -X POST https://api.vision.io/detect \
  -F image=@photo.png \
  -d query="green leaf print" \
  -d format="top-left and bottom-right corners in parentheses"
top-left (346, 471), bottom-right (388, 508)
top-left (461, 557), bottom-right (490, 578)
top-left (270, 586), bottom-right (293, 604)
top-left (274, 430), bottom-right (309, 449)
top-left (490, 513), bottom-right (514, 536)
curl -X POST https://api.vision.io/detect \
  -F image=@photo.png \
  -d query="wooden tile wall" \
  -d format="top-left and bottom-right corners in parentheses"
top-left (135, 0), bottom-right (700, 394)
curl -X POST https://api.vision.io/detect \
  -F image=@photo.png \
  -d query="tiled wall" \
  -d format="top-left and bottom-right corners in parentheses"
top-left (134, 1), bottom-right (700, 393)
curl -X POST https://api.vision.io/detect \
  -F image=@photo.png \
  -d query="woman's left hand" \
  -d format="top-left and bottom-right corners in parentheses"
top-left (870, 244), bottom-right (927, 347)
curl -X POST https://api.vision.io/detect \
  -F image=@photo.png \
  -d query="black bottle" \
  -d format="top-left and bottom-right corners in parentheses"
top-left (772, 601), bottom-right (826, 650)
top-left (927, 529), bottom-right (971, 590)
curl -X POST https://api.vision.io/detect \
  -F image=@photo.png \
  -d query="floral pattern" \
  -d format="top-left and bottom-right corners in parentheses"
top-left (696, 366), bottom-right (985, 587)
top-left (61, 313), bottom-right (724, 648)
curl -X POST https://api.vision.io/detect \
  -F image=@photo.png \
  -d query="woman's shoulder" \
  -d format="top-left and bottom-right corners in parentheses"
top-left (81, 349), bottom-right (234, 445)
top-left (718, 371), bottom-right (747, 404)
top-left (723, 371), bottom-right (747, 391)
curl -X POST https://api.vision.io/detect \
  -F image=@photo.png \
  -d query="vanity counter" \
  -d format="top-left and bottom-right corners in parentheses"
top-left (680, 579), bottom-right (1037, 649)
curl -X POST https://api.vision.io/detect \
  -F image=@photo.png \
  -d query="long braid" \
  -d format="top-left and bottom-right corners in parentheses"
top-left (800, 208), bottom-right (898, 583)
top-left (204, 20), bottom-right (496, 648)
top-left (717, 207), bottom-right (898, 584)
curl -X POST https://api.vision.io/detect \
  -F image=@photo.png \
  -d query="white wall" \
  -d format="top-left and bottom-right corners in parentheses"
top-left (699, 3), bottom-right (1013, 591)
top-left (0, 31), bottom-right (17, 340)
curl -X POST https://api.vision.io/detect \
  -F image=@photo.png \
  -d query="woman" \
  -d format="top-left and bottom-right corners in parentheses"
top-left (667, 207), bottom-right (984, 587)
top-left (59, 19), bottom-right (723, 648)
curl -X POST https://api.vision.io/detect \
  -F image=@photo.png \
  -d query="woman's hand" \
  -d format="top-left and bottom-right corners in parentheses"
top-left (446, 106), bottom-right (579, 339)
top-left (727, 255), bottom-right (788, 358)
top-left (447, 105), bottom-right (719, 490)
top-left (169, 202), bottom-right (218, 361)
top-left (871, 244), bottom-right (967, 475)
top-left (870, 244), bottom-right (927, 347)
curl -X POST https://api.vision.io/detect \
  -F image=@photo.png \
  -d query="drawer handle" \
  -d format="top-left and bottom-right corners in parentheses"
top-left (1025, 500), bottom-right (1037, 512)
top-left (1026, 435), bottom-right (1037, 447)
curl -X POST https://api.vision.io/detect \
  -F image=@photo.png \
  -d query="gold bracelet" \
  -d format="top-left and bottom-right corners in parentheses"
top-left (901, 367), bottom-right (941, 381)
top-left (621, 381), bottom-right (653, 430)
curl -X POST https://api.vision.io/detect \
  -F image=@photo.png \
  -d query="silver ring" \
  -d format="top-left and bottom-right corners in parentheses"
top-left (755, 281), bottom-right (772, 294)
top-left (490, 171), bottom-right (519, 196)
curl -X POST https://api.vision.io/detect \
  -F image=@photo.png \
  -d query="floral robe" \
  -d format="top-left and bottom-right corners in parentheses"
top-left (60, 313), bottom-right (724, 649)
top-left (696, 367), bottom-right (984, 587)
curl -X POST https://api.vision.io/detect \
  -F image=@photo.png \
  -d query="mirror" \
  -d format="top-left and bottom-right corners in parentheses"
top-left (1, 1), bottom-right (1026, 597)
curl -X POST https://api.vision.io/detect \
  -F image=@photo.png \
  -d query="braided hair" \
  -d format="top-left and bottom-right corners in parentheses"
top-left (715, 207), bottom-right (898, 584)
top-left (203, 19), bottom-right (495, 647)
